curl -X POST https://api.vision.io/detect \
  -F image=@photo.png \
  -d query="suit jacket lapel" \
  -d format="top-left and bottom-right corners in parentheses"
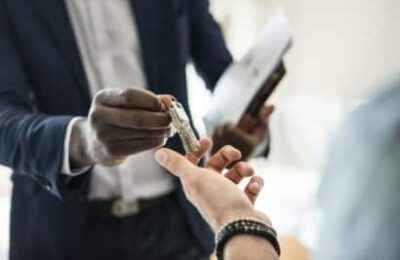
top-left (32, 0), bottom-right (91, 106)
top-left (130, 0), bottom-right (162, 93)
top-left (130, 0), bottom-right (187, 98)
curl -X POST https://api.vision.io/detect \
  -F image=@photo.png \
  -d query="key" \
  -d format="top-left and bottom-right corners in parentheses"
top-left (161, 96), bottom-right (200, 155)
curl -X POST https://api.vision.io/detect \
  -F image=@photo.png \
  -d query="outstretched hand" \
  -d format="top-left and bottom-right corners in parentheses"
top-left (155, 138), bottom-right (270, 232)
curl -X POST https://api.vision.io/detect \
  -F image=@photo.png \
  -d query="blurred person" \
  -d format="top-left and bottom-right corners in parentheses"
top-left (155, 81), bottom-right (400, 260)
top-left (0, 0), bottom-right (273, 259)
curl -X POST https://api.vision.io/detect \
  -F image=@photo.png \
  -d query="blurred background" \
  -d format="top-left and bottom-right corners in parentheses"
top-left (1, 0), bottom-right (400, 259)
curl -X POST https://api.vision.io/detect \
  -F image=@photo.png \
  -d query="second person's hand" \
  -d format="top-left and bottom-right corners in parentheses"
top-left (155, 139), bottom-right (271, 233)
top-left (212, 105), bottom-right (274, 160)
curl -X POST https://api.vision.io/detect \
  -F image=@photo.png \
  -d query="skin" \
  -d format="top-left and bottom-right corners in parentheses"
top-left (155, 139), bottom-right (279, 260)
top-left (70, 88), bottom-right (172, 168)
top-left (69, 87), bottom-right (273, 169)
top-left (69, 85), bottom-right (276, 258)
top-left (212, 105), bottom-right (274, 160)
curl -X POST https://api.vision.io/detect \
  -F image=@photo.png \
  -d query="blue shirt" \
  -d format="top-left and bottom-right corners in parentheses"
top-left (317, 80), bottom-right (400, 260)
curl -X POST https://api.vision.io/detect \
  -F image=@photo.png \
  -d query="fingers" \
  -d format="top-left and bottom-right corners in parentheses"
top-left (252, 105), bottom-right (273, 140)
top-left (229, 123), bottom-right (268, 145)
top-left (186, 138), bottom-right (212, 165)
top-left (251, 123), bottom-right (268, 141)
top-left (258, 105), bottom-right (274, 122)
top-left (242, 105), bottom-right (273, 142)
top-left (238, 105), bottom-right (274, 133)
top-left (224, 125), bottom-right (256, 145)
top-left (105, 138), bottom-right (167, 158)
top-left (224, 162), bottom-right (254, 183)
top-left (244, 175), bottom-right (264, 204)
top-left (206, 145), bottom-right (242, 172)
top-left (238, 114), bottom-right (259, 132)
top-left (95, 124), bottom-right (172, 142)
top-left (211, 124), bottom-right (255, 161)
top-left (223, 162), bottom-right (264, 205)
top-left (155, 148), bottom-right (196, 178)
top-left (90, 105), bottom-right (171, 129)
top-left (95, 88), bottom-right (164, 111)
top-left (159, 94), bottom-right (176, 107)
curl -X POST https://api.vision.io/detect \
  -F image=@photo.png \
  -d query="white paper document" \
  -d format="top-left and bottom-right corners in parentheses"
top-left (204, 9), bottom-right (292, 132)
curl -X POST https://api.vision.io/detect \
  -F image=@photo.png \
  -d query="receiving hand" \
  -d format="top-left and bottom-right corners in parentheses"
top-left (212, 105), bottom-right (274, 161)
top-left (70, 88), bottom-right (172, 168)
top-left (155, 139), bottom-right (271, 233)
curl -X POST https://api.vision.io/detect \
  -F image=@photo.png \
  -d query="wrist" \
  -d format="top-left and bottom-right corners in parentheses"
top-left (216, 218), bottom-right (280, 260)
top-left (224, 235), bottom-right (280, 260)
top-left (69, 118), bottom-right (93, 168)
top-left (215, 209), bottom-right (271, 233)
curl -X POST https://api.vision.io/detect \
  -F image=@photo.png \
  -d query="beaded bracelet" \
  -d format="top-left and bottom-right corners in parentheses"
top-left (215, 218), bottom-right (281, 260)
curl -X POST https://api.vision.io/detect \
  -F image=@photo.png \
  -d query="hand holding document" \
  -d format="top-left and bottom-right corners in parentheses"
top-left (205, 9), bottom-right (292, 134)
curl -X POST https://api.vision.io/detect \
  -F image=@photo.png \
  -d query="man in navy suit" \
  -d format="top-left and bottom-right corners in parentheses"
top-left (0, 0), bottom-right (272, 259)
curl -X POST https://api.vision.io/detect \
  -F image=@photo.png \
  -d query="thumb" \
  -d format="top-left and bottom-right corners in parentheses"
top-left (155, 148), bottom-right (195, 178)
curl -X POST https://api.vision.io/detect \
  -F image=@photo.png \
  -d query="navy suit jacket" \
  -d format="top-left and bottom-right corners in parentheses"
top-left (0, 0), bottom-right (232, 259)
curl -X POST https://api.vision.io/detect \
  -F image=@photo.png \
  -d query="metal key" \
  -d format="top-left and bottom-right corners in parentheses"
top-left (166, 101), bottom-right (200, 155)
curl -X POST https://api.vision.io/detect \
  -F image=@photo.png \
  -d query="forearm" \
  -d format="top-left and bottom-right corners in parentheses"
top-left (0, 106), bottom-right (72, 197)
top-left (224, 235), bottom-right (279, 260)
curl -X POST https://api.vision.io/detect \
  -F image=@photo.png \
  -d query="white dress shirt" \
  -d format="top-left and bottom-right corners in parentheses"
top-left (63, 0), bottom-right (174, 201)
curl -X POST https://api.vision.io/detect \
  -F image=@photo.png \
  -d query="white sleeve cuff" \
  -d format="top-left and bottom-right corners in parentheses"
top-left (61, 117), bottom-right (91, 176)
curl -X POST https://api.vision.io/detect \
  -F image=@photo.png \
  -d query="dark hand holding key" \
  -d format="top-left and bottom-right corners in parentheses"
top-left (69, 88), bottom-right (172, 168)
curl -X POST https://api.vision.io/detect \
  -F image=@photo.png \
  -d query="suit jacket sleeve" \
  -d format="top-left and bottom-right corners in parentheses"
top-left (188, 0), bottom-right (233, 90)
top-left (0, 1), bottom-right (72, 198)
